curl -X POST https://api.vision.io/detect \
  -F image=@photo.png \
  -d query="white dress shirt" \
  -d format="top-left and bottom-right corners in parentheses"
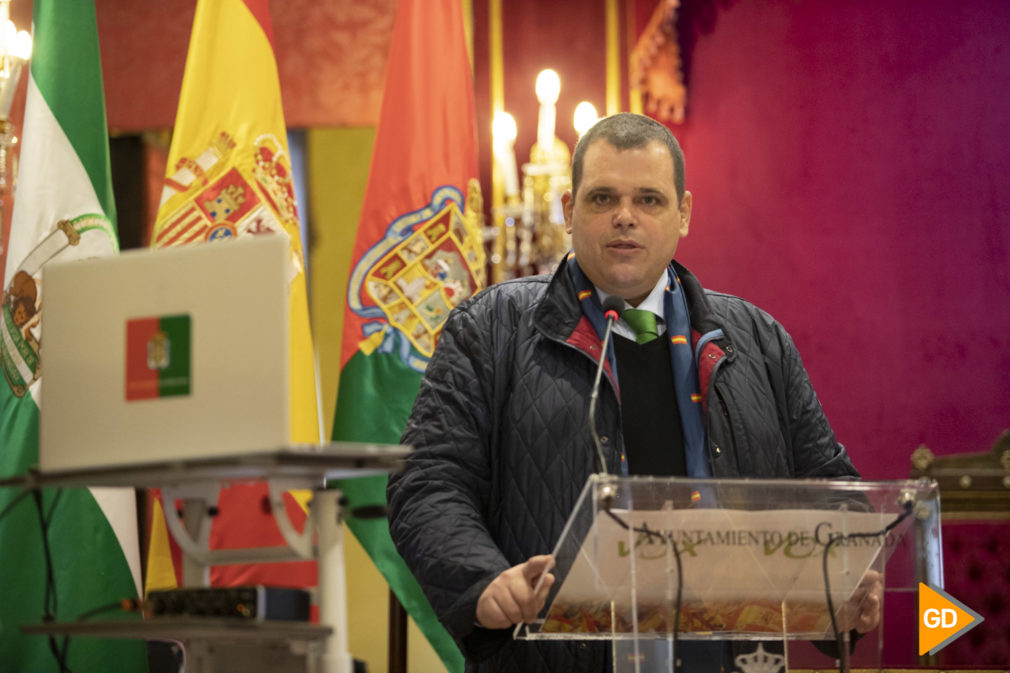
top-left (595, 272), bottom-right (668, 342)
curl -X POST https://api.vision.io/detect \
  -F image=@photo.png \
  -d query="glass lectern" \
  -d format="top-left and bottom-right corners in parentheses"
top-left (515, 476), bottom-right (941, 673)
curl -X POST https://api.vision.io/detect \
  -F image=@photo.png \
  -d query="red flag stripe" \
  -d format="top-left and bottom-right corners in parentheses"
top-left (158, 212), bottom-right (205, 247)
top-left (155, 205), bottom-right (200, 242)
top-left (179, 224), bottom-right (209, 246)
top-left (239, 0), bottom-right (274, 47)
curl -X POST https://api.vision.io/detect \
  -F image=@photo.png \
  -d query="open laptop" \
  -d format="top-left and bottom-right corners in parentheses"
top-left (39, 236), bottom-right (290, 471)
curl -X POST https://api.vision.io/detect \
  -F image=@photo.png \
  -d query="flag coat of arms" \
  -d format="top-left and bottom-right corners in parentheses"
top-left (145, 0), bottom-right (321, 592)
top-left (331, 1), bottom-right (483, 670)
top-left (0, 1), bottom-right (146, 670)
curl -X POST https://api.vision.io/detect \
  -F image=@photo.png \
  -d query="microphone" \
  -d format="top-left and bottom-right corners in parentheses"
top-left (588, 295), bottom-right (624, 475)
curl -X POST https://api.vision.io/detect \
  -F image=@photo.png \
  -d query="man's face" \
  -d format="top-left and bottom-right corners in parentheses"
top-left (563, 139), bottom-right (692, 306)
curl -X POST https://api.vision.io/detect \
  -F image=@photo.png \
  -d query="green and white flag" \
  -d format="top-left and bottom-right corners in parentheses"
top-left (0, 2), bottom-right (147, 670)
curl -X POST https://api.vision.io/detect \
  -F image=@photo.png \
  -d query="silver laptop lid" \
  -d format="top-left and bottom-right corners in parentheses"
top-left (40, 236), bottom-right (290, 471)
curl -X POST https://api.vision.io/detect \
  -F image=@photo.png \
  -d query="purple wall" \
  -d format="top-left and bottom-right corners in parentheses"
top-left (670, 0), bottom-right (1010, 480)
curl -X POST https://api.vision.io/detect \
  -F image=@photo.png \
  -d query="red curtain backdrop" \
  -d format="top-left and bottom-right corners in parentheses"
top-left (659, 3), bottom-right (1010, 664)
top-left (94, 0), bottom-right (395, 130)
top-left (663, 0), bottom-right (1010, 479)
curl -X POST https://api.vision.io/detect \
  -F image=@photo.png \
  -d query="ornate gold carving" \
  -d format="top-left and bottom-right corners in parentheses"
top-left (631, 0), bottom-right (687, 123)
top-left (910, 445), bottom-right (934, 473)
top-left (911, 431), bottom-right (1010, 519)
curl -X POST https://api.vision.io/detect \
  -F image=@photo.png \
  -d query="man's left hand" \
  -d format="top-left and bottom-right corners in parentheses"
top-left (837, 569), bottom-right (883, 633)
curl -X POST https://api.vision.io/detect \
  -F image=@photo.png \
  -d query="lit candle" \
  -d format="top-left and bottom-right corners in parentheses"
top-left (535, 69), bottom-right (560, 160)
top-left (492, 111), bottom-right (520, 198)
top-left (12, 27), bottom-right (31, 60)
top-left (573, 101), bottom-right (599, 138)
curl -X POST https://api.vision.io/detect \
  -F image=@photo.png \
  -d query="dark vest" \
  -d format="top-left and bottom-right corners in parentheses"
top-left (612, 333), bottom-right (687, 476)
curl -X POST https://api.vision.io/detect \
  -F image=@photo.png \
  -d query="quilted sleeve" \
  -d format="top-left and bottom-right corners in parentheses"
top-left (769, 315), bottom-right (860, 479)
top-left (386, 300), bottom-right (512, 657)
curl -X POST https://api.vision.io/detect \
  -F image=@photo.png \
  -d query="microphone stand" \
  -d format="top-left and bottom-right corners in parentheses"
top-left (588, 296), bottom-right (624, 475)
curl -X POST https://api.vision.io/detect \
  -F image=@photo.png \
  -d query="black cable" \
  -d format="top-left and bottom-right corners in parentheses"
top-left (603, 507), bottom-right (684, 670)
top-left (822, 501), bottom-right (913, 673)
top-left (32, 488), bottom-right (74, 673)
top-left (58, 636), bottom-right (71, 673)
top-left (0, 488), bottom-right (32, 525)
top-left (45, 488), bottom-right (64, 526)
top-left (24, 487), bottom-right (147, 670)
top-left (30, 491), bottom-right (57, 616)
top-left (45, 486), bottom-right (71, 668)
top-left (0, 488), bottom-right (67, 665)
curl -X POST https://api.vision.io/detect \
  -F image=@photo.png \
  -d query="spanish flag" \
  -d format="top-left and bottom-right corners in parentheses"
top-left (148, 0), bottom-right (319, 590)
top-left (330, 0), bottom-right (482, 670)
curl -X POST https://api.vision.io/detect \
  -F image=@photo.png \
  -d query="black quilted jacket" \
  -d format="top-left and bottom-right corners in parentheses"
top-left (387, 258), bottom-right (859, 673)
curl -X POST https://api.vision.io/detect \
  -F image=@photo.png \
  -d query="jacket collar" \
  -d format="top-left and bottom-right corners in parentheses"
top-left (533, 257), bottom-right (585, 342)
top-left (671, 259), bottom-right (725, 338)
top-left (534, 256), bottom-right (728, 344)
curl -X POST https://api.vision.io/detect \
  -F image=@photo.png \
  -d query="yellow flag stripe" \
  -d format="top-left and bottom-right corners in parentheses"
top-left (144, 497), bottom-right (179, 593)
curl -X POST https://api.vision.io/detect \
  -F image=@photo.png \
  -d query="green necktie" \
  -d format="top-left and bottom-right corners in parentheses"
top-left (623, 308), bottom-right (659, 344)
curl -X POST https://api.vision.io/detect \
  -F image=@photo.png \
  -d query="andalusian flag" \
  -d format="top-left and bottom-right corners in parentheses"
top-left (146, 0), bottom-right (319, 590)
top-left (331, 1), bottom-right (484, 669)
top-left (0, 1), bottom-right (146, 670)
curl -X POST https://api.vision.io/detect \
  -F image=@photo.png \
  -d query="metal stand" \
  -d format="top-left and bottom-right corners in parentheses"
top-left (315, 488), bottom-right (353, 673)
top-left (4, 443), bottom-right (409, 673)
top-left (158, 481), bottom-right (350, 672)
top-left (22, 618), bottom-right (332, 673)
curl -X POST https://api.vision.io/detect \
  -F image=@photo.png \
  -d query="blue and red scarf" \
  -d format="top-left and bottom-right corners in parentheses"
top-left (568, 258), bottom-right (712, 478)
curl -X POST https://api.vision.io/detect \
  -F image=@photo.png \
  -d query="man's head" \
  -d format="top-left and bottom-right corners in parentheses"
top-left (571, 112), bottom-right (686, 204)
top-left (563, 113), bottom-right (692, 306)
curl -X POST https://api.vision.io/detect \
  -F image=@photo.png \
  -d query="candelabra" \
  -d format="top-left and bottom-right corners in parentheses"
top-left (0, 0), bottom-right (29, 192)
top-left (0, 0), bottom-right (31, 260)
top-left (490, 69), bottom-right (599, 283)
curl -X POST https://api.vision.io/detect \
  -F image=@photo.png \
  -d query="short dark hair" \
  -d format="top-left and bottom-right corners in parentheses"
top-left (571, 112), bottom-right (685, 203)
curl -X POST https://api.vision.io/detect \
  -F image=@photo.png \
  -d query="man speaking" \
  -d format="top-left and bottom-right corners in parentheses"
top-left (387, 113), bottom-right (871, 672)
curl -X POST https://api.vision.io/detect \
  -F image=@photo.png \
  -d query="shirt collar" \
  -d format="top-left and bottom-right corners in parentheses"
top-left (596, 271), bottom-right (668, 320)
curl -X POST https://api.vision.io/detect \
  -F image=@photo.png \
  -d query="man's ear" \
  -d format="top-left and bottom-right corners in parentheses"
top-left (562, 190), bottom-right (574, 234)
top-left (678, 190), bottom-right (692, 238)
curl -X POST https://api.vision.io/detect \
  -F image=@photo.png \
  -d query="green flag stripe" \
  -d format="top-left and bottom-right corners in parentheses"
top-left (0, 388), bottom-right (38, 476)
top-left (342, 476), bottom-right (467, 672)
top-left (331, 350), bottom-right (422, 445)
top-left (333, 350), bottom-right (465, 672)
top-left (30, 1), bottom-right (117, 226)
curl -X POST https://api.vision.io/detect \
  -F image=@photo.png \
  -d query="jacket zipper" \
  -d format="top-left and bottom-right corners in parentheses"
top-left (704, 344), bottom-right (732, 473)
top-left (552, 334), bottom-right (624, 474)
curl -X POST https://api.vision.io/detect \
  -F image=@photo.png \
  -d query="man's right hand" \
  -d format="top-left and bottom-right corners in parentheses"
top-left (475, 555), bottom-right (555, 629)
